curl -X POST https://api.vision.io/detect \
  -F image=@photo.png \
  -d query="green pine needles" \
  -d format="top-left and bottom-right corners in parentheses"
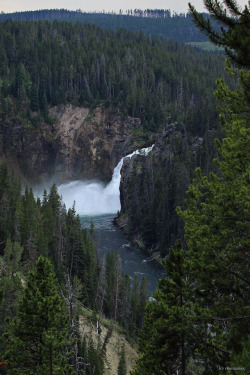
top-left (133, 1), bottom-right (250, 374)
top-left (4, 256), bottom-right (75, 375)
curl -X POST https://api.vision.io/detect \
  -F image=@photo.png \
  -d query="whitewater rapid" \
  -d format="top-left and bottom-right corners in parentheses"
top-left (58, 145), bottom-right (154, 215)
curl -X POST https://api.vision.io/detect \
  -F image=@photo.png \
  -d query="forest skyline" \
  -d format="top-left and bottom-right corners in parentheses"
top-left (1, 0), bottom-right (248, 15)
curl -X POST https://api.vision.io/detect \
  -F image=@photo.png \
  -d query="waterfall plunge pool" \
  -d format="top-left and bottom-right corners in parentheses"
top-left (58, 145), bottom-right (165, 295)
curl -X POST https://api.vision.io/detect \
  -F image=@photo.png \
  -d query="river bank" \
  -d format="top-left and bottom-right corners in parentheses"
top-left (80, 214), bottom-right (165, 296)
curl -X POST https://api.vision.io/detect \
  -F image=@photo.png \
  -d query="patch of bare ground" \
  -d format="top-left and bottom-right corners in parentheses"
top-left (79, 314), bottom-right (138, 375)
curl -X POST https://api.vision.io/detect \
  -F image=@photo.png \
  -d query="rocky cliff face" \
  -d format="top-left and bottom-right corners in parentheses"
top-left (115, 123), bottom-right (206, 257)
top-left (0, 105), bottom-right (143, 186)
top-left (50, 105), bottom-right (142, 183)
top-left (0, 116), bottom-right (56, 185)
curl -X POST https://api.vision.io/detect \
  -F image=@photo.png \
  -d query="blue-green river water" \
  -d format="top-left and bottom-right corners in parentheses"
top-left (58, 146), bottom-right (165, 296)
top-left (80, 214), bottom-right (165, 296)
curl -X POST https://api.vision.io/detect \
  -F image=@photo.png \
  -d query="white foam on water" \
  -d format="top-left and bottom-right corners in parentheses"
top-left (58, 145), bottom-right (154, 215)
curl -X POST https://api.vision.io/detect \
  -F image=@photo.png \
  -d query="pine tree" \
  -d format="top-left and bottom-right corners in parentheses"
top-left (176, 1), bottom-right (250, 372)
top-left (118, 344), bottom-right (127, 375)
top-left (4, 256), bottom-right (75, 375)
top-left (30, 83), bottom-right (39, 111)
top-left (177, 84), bottom-right (250, 371)
top-left (188, 0), bottom-right (250, 68)
top-left (0, 240), bottom-right (24, 345)
top-left (40, 90), bottom-right (48, 115)
top-left (137, 277), bottom-right (148, 329)
top-left (132, 245), bottom-right (195, 375)
top-left (86, 337), bottom-right (105, 375)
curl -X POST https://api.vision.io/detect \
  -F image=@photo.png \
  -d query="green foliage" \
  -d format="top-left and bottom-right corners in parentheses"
top-left (133, 245), bottom-right (195, 375)
top-left (0, 287), bottom-right (4, 306)
top-left (0, 162), bottom-right (147, 367)
top-left (0, 164), bottom-right (101, 334)
top-left (0, 19), bottom-right (229, 132)
top-left (134, 1), bottom-right (250, 373)
top-left (4, 256), bottom-right (75, 374)
top-left (85, 337), bottom-right (105, 375)
top-left (0, 240), bottom-right (23, 354)
top-left (121, 127), bottom-right (219, 257)
top-left (2, 239), bottom-right (23, 277)
top-left (0, 9), bottom-right (209, 44)
top-left (97, 251), bottom-right (148, 334)
top-left (118, 344), bottom-right (127, 375)
top-left (177, 70), bottom-right (250, 371)
top-left (175, 1), bottom-right (250, 371)
top-left (188, 0), bottom-right (250, 68)
top-left (0, 240), bottom-right (24, 344)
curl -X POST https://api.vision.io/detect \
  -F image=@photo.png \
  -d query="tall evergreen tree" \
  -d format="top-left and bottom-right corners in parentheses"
top-left (177, 72), bottom-right (250, 371)
top-left (134, 2), bottom-right (250, 374)
top-left (188, 0), bottom-right (250, 68)
top-left (4, 256), bottom-right (75, 374)
top-left (177, 0), bottom-right (250, 372)
top-left (118, 344), bottom-right (127, 375)
top-left (132, 246), bottom-right (194, 375)
top-left (30, 83), bottom-right (39, 112)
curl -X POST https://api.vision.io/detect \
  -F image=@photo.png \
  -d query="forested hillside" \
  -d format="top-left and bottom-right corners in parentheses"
top-left (0, 9), bottom-right (211, 43)
top-left (117, 120), bottom-right (220, 257)
top-left (0, 164), bottom-right (147, 373)
top-left (0, 18), bottom-right (235, 258)
top-left (0, 2), bottom-right (248, 372)
top-left (0, 20), bottom-right (229, 133)
top-left (132, 1), bottom-right (250, 374)
top-left (0, 19), bottom-right (233, 256)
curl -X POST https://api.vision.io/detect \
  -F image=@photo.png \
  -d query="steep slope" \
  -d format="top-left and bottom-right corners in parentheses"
top-left (0, 21), bottom-right (227, 133)
top-left (0, 105), bottom-right (144, 185)
top-left (80, 313), bottom-right (138, 375)
top-left (116, 122), bottom-right (220, 257)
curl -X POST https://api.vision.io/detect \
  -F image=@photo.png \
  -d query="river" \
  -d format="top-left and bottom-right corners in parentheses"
top-left (80, 214), bottom-right (165, 296)
top-left (58, 146), bottom-right (165, 296)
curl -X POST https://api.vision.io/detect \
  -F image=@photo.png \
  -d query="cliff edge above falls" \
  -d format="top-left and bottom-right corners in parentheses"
top-left (115, 122), bottom-right (207, 257)
top-left (0, 104), bottom-right (147, 186)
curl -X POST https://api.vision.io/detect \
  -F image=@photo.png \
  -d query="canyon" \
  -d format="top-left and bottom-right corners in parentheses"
top-left (0, 104), bottom-right (207, 257)
top-left (0, 104), bottom-right (148, 186)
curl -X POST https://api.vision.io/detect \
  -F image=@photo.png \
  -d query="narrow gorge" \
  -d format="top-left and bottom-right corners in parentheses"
top-left (57, 144), bottom-right (164, 295)
top-left (1, 101), bottom-right (215, 260)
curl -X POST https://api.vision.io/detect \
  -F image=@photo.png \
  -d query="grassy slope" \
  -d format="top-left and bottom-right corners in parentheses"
top-left (80, 307), bottom-right (138, 374)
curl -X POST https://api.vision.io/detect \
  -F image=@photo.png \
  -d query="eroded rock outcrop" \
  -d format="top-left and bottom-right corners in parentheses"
top-left (50, 105), bottom-right (141, 183)
top-left (0, 105), bottom-right (143, 185)
top-left (0, 117), bottom-right (55, 185)
top-left (116, 123), bottom-right (207, 257)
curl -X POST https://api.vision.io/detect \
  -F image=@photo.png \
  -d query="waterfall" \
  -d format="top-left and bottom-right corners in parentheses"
top-left (58, 145), bottom-right (154, 215)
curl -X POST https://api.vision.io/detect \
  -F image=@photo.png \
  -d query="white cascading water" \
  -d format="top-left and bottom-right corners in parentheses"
top-left (58, 145), bottom-right (154, 215)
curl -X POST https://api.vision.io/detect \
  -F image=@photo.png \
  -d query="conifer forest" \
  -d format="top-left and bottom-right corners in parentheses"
top-left (0, 1), bottom-right (249, 374)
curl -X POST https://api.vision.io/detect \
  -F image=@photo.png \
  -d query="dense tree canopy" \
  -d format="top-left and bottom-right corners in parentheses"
top-left (0, 162), bottom-right (149, 373)
top-left (133, 1), bottom-right (250, 374)
top-left (132, 245), bottom-right (195, 375)
top-left (0, 8), bottom-right (210, 44)
top-left (0, 3), bottom-right (249, 374)
top-left (4, 256), bottom-right (75, 374)
top-left (0, 20), bottom-right (230, 133)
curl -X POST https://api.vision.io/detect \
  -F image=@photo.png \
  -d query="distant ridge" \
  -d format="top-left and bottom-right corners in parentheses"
top-left (0, 8), bottom-right (210, 43)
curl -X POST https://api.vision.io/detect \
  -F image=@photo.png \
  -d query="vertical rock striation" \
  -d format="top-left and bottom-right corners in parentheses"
top-left (116, 123), bottom-right (207, 257)
top-left (0, 105), bottom-right (144, 185)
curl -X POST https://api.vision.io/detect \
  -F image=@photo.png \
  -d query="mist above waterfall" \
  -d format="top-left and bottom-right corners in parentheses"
top-left (58, 145), bottom-right (154, 216)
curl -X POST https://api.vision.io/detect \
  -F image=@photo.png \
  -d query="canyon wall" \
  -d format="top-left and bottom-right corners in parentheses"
top-left (116, 123), bottom-right (207, 257)
top-left (0, 105), bottom-right (144, 186)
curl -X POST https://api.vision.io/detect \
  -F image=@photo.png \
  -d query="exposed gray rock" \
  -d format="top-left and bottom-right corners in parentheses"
top-left (0, 104), bottom-right (144, 186)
